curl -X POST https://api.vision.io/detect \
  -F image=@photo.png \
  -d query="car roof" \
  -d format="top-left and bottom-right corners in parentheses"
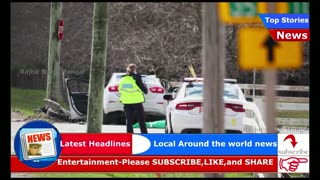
top-left (112, 72), bottom-right (155, 77)
top-left (110, 73), bottom-right (160, 84)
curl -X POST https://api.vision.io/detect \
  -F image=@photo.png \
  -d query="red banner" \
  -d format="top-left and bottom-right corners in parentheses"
top-left (268, 29), bottom-right (310, 41)
top-left (60, 133), bottom-right (132, 156)
top-left (11, 156), bottom-right (277, 172)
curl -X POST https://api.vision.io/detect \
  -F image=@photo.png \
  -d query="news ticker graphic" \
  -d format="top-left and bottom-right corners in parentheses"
top-left (59, 134), bottom-right (279, 155)
top-left (11, 156), bottom-right (278, 172)
top-left (12, 120), bottom-right (309, 173)
top-left (259, 14), bottom-right (309, 41)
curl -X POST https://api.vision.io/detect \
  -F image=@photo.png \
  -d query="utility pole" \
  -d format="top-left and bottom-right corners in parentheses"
top-left (87, 3), bottom-right (109, 133)
top-left (264, 2), bottom-right (278, 134)
top-left (46, 2), bottom-right (64, 103)
top-left (262, 2), bottom-right (279, 178)
top-left (202, 2), bottom-right (225, 178)
top-left (253, 69), bottom-right (256, 98)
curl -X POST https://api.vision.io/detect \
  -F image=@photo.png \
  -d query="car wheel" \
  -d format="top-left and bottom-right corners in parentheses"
top-left (103, 113), bottom-right (110, 124)
top-left (119, 112), bottom-right (126, 125)
top-left (103, 112), bottom-right (120, 125)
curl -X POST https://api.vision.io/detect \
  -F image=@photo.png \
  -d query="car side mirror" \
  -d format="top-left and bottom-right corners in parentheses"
top-left (246, 97), bottom-right (253, 102)
top-left (163, 94), bottom-right (173, 101)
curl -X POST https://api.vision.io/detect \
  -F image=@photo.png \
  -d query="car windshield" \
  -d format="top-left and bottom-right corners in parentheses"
top-left (185, 84), bottom-right (203, 97)
top-left (184, 83), bottom-right (239, 99)
top-left (224, 83), bottom-right (239, 99)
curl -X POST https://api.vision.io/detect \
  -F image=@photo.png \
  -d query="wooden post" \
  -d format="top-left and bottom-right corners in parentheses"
top-left (264, 69), bottom-right (277, 133)
top-left (262, 2), bottom-right (279, 178)
top-left (46, 2), bottom-right (64, 103)
top-left (87, 3), bottom-right (109, 133)
top-left (202, 2), bottom-right (225, 178)
top-left (264, 2), bottom-right (278, 134)
top-left (253, 69), bottom-right (256, 99)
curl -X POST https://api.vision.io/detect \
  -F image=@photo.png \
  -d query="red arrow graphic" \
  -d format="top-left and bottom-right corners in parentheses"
top-left (284, 134), bottom-right (298, 148)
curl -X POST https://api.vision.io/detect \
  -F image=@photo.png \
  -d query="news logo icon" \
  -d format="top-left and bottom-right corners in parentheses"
top-left (14, 120), bottom-right (62, 168)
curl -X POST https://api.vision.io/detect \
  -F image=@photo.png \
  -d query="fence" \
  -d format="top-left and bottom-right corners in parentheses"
top-left (238, 84), bottom-right (309, 127)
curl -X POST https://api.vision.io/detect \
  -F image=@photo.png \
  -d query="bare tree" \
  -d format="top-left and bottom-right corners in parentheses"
top-left (11, 2), bottom-right (310, 89)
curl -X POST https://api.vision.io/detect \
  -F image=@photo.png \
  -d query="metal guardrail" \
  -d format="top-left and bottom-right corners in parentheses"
top-left (238, 84), bottom-right (309, 127)
top-left (277, 118), bottom-right (309, 127)
top-left (237, 84), bottom-right (309, 92)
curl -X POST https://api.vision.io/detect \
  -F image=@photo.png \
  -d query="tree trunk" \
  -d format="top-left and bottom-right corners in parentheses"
top-left (86, 3), bottom-right (109, 133)
top-left (46, 2), bottom-right (64, 103)
top-left (202, 2), bottom-right (225, 178)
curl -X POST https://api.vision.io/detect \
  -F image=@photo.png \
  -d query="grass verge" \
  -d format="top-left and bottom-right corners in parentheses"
top-left (277, 111), bottom-right (309, 118)
top-left (11, 88), bottom-right (68, 116)
top-left (11, 88), bottom-right (47, 116)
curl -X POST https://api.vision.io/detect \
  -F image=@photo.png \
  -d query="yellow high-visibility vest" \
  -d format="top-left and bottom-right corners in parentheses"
top-left (119, 75), bottom-right (145, 104)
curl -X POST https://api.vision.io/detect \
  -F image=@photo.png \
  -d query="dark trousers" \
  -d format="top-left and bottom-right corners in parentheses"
top-left (124, 103), bottom-right (148, 134)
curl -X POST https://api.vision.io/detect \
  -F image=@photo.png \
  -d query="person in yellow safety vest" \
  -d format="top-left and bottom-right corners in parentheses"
top-left (119, 63), bottom-right (148, 133)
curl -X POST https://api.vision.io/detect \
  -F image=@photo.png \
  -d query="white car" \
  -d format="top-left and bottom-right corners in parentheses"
top-left (163, 77), bottom-right (258, 134)
top-left (103, 73), bottom-right (168, 124)
top-left (65, 73), bottom-right (170, 124)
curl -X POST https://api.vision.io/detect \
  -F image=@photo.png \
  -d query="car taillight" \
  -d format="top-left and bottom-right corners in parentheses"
top-left (176, 102), bottom-right (202, 110)
top-left (108, 85), bottom-right (119, 92)
top-left (225, 103), bottom-right (245, 112)
top-left (149, 86), bottom-right (164, 94)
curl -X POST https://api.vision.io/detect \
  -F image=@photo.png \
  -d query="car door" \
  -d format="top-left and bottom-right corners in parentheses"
top-left (160, 79), bottom-right (173, 93)
top-left (65, 78), bottom-right (89, 120)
